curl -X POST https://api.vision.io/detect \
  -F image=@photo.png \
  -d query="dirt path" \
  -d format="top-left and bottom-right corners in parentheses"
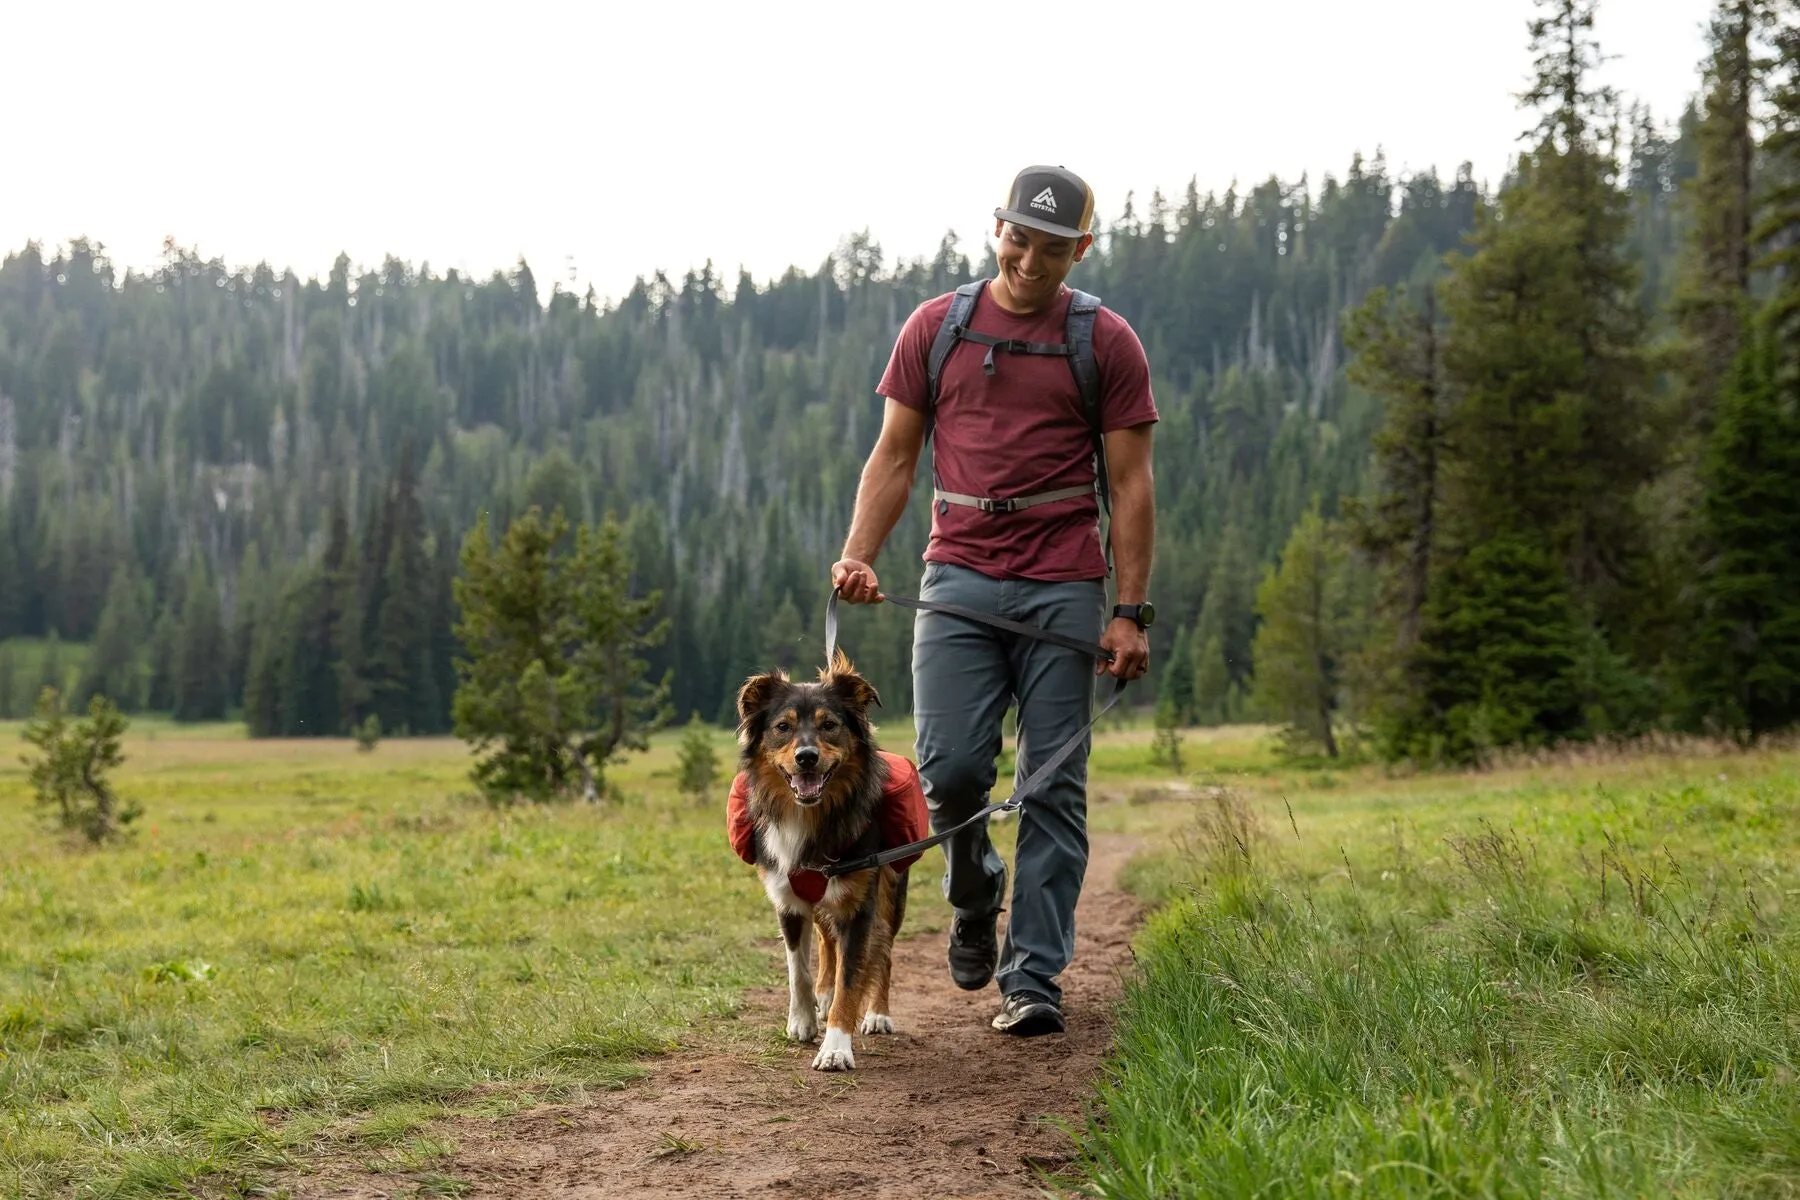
top-left (303, 833), bottom-right (1142, 1199)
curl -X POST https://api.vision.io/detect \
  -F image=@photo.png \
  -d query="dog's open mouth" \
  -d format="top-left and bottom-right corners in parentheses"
top-left (781, 764), bottom-right (835, 803)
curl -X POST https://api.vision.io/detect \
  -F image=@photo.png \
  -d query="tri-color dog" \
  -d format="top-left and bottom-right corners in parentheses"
top-left (728, 652), bottom-right (927, 1071)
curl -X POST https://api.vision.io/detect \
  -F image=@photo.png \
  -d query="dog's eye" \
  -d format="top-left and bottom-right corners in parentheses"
top-left (774, 721), bottom-right (792, 734)
top-left (818, 718), bottom-right (839, 732)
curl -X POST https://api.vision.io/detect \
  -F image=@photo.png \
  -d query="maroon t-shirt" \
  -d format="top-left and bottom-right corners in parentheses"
top-left (877, 284), bottom-right (1157, 581)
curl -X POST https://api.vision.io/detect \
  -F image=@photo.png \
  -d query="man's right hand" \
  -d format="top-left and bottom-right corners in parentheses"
top-left (831, 559), bottom-right (883, 604)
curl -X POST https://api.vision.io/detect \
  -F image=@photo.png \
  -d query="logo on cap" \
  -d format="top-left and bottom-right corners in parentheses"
top-left (1029, 187), bottom-right (1058, 214)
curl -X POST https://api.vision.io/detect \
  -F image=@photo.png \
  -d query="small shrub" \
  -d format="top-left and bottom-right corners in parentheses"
top-left (1149, 695), bottom-right (1184, 774)
top-left (354, 713), bottom-right (382, 752)
top-left (675, 712), bottom-right (720, 804)
top-left (20, 687), bottom-right (141, 843)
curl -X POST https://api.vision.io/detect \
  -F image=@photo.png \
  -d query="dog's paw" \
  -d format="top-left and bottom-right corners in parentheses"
top-left (811, 1027), bottom-right (855, 1071)
top-left (814, 990), bottom-right (833, 1021)
top-left (786, 1008), bottom-right (819, 1044)
top-left (858, 1012), bottom-right (894, 1035)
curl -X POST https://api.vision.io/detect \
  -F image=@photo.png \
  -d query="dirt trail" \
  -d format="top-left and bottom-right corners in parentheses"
top-left (302, 833), bottom-right (1142, 1199)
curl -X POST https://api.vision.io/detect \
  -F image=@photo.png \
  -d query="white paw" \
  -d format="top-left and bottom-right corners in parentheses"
top-left (858, 1012), bottom-right (894, 1035)
top-left (811, 1027), bottom-right (855, 1071)
top-left (814, 990), bottom-right (833, 1021)
top-left (787, 1006), bottom-right (819, 1043)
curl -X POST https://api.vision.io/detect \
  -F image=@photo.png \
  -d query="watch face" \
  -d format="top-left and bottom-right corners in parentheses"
top-left (1139, 601), bottom-right (1155, 628)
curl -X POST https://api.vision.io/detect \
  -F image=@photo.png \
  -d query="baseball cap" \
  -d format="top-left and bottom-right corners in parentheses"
top-left (994, 165), bottom-right (1095, 240)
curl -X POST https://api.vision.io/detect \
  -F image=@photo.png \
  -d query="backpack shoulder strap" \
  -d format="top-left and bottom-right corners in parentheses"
top-left (927, 281), bottom-right (986, 401)
top-left (1064, 289), bottom-right (1103, 432)
top-left (1064, 289), bottom-right (1108, 510)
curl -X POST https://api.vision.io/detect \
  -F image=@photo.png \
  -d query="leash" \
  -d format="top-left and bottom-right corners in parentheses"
top-left (817, 589), bottom-right (1129, 878)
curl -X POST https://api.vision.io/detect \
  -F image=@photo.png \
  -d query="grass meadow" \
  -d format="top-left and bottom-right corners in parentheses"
top-left (3, 705), bottom-right (1798, 1197)
top-left (1078, 730), bottom-right (1800, 1198)
top-left (0, 716), bottom-right (971, 1197)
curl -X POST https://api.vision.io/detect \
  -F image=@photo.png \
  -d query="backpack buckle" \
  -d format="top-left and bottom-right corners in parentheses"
top-left (977, 497), bottom-right (1017, 514)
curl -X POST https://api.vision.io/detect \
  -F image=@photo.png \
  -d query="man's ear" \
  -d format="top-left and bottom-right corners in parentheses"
top-left (822, 650), bottom-right (881, 714)
top-left (736, 670), bottom-right (788, 729)
top-left (1073, 232), bottom-right (1094, 262)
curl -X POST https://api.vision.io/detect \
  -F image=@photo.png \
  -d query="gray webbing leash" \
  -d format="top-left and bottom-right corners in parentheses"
top-left (818, 588), bottom-right (1129, 877)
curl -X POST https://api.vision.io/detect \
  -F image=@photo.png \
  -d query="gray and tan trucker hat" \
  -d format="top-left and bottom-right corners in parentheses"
top-left (995, 165), bottom-right (1096, 240)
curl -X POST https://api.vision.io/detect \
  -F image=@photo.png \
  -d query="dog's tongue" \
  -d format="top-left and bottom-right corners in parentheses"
top-left (793, 772), bottom-right (826, 800)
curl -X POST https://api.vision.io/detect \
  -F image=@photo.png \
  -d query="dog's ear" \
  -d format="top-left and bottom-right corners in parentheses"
top-left (822, 650), bottom-right (881, 714)
top-left (736, 670), bottom-right (788, 730)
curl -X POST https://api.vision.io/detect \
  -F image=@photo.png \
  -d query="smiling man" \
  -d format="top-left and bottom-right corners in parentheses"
top-left (831, 165), bottom-right (1158, 1037)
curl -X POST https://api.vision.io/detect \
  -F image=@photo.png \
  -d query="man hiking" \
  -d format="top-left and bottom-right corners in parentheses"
top-left (831, 165), bottom-right (1157, 1037)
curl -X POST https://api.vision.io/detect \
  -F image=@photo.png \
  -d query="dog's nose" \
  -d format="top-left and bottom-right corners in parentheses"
top-left (794, 746), bottom-right (820, 771)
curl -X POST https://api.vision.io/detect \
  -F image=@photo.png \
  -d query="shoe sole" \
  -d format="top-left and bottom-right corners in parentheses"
top-left (950, 969), bottom-right (995, 991)
top-left (993, 1006), bottom-right (1065, 1037)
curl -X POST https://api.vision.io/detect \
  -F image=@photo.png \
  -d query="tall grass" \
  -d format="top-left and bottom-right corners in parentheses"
top-left (1079, 763), bottom-right (1800, 1198)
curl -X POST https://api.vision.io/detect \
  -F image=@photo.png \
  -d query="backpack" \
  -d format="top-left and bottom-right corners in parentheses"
top-left (922, 279), bottom-right (1111, 554)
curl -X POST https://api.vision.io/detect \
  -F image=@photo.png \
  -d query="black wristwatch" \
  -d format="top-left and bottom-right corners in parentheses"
top-left (1112, 602), bottom-right (1155, 630)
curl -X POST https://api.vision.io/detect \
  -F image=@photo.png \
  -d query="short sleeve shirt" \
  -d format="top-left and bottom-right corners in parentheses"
top-left (876, 284), bottom-right (1157, 582)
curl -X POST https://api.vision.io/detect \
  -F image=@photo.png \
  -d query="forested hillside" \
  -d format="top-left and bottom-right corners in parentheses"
top-left (0, 1), bottom-right (1739, 751)
top-left (0, 152), bottom-right (1547, 729)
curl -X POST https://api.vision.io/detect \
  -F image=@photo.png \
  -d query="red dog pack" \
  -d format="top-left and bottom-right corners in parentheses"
top-left (727, 751), bottom-right (930, 902)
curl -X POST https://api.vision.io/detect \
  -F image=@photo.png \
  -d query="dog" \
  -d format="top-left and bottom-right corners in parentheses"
top-left (730, 652), bottom-right (924, 1071)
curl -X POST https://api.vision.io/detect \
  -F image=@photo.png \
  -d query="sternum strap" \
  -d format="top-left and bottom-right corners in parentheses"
top-left (932, 483), bottom-right (1095, 514)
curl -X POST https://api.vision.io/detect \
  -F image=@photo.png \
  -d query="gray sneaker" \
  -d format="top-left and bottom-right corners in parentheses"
top-left (992, 991), bottom-right (1065, 1037)
top-left (947, 910), bottom-right (1000, 990)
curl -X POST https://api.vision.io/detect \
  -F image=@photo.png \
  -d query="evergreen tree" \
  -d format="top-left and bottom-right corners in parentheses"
top-left (0, 641), bottom-right (17, 719)
top-left (1250, 510), bottom-right (1358, 757)
top-left (452, 509), bottom-right (669, 803)
top-left (146, 606), bottom-right (178, 712)
top-left (368, 448), bottom-right (440, 734)
top-left (78, 568), bottom-right (147, 709)
top-left (1417, 536), bottom-right (1584, 763)
top-left (1191, 630), bottom-right (1232, 727)
top-left (173, 565), bottom-right (229, 722)
top-left (1672, 0), bottom-right (1762, 434)
top-left (1683, 323), bottom-right (1800, 735)
top-left (1157, 624), bottom-right (1196, 725)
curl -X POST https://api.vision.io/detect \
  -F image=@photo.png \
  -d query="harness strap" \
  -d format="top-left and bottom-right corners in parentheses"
top-left (819, 587), bottom-right (1126, 879)
top-left (932, 483), bottom-right (1094, 515)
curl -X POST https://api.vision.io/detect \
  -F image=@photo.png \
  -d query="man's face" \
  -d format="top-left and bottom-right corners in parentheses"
top-left (993, 220), bottom-right (1092, 313)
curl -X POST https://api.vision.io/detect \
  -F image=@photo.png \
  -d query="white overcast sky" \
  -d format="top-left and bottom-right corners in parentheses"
top-left (5, 0), bottom-right (1713, 303)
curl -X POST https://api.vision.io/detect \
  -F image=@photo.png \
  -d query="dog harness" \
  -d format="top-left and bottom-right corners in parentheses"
top-left (726, 751), bottom-right (929, 902)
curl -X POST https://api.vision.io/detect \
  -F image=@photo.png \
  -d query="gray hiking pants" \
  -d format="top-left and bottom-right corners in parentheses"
top-left (910, 560), bottom-right (1107, 1005)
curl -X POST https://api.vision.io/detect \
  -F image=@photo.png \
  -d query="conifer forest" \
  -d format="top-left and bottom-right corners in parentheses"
top-left (2, 0), bottom-right (1797, 763)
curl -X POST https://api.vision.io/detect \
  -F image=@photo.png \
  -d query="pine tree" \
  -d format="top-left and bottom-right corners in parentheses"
top-left (1250, 510), bottom-right (1357, 757)
top-left (1191, 629), bottom-right (1232, 727)
top-left (78, 568), bottom-right (146, 709)
top-left (1418, 536), bottom-right (1584, 763)
top-left (369, 448), bottom-right (439, 735)
top-left (173, 565), bottom-right (229, 722)
top-left (1672, 0), bottom-right (1762, 433)
top-left (1684, 321), bottom-right (1800, 734)
top-left (1157, 624), bottom-right (1196, 724)
top-left (452, 509), bottom-right (670, 803)
top-left (145, 606), bottom-right (178, 712)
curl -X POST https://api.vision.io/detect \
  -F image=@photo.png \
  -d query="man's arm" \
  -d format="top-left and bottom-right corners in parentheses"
top-left (832, 398), bottom-right (928, 603)
top-left (1098, 423), bottom-right (1155, 678)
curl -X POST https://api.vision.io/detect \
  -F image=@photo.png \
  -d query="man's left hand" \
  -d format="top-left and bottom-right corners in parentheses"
top-left (1098, 618), bottom-right (1150, 680)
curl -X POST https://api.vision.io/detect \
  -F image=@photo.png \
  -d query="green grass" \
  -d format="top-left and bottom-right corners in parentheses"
top-left (1077, 745), bottom-right (1800, 1198)
top-left (0, 719), bottom-right (971, 1198)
